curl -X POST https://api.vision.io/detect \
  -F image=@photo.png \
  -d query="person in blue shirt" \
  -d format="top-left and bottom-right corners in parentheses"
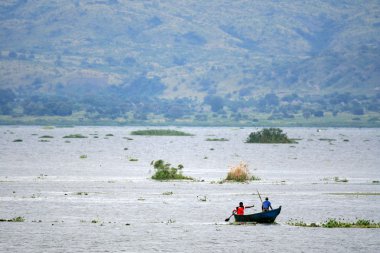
top-left (262, 197), bottom-right (273, 212)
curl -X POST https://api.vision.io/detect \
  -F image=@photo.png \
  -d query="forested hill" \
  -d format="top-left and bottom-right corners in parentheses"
top-left (0, 0), bottom-right (379, 126)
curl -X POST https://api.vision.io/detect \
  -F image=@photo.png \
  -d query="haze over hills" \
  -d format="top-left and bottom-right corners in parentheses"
top-left (0, 0), bottom-right (379, 126)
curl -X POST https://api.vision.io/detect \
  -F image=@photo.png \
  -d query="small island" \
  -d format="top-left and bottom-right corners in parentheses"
top-left (246, 128), bottom-right (295, 143)
top-left (130, 129), bottom-right (193, 136)
top-left (151, 160), bottom-right (193, 180)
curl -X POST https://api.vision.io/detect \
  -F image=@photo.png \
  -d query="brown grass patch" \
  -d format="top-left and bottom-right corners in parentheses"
top-left (226, 162), bottom-right (259, 182)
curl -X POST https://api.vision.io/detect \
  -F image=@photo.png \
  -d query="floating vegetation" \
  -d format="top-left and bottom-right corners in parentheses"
top-left (0, 216), bottom-right (25, 222)
top-left (63, 134), bottom-right (87, 138)
top-left (42, 126), bottom-right (54, 129)
top-left (326, 192), bottom-right (380, 196)
top-left (151, 160), bottom-right (193, 180)
top-left (123, 137), bottom-right (134, 140)
top-left (319, 138), bottom-right (336, 142)
top-left (246, 128), bottom-right (295, 144)
top-left (131, 129), bottom-right (193, 136)
top-left (162, 191), bottom-right (173, 195)
top-left (80, 155), bottom-right (87, 159)
top-left (105, 134), bottom-right (114, 136)
top-left (225, 162), bottom-right (260, 182)
top-left (334, 177), bottom-right (348, 183)
top-left (91, 219), bottom-right (99, 224)
top-left (288, 218), bottom-right (380, 228)
top-left (39, 135), bottom-right (54, 138)
top-left (129, 158), bottom-right (138, 162)
top-left (206, 138), bottom-right (229, 141)
top-left (13, 139), bottom-right (23, 142)
top-left (76, 192), bottom-right (88, 195)
top-left (373, 180), bottom-right (380, 184)
top-left (197, 195), bottom-right (208, 202)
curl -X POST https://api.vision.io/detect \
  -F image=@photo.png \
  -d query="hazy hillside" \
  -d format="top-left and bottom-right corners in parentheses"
top-left (0, 0), bottom-right (379, 126)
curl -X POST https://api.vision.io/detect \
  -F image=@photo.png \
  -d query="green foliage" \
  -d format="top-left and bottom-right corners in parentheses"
top-left (246, 128), bottom-right (294, 143)
top-left (288, 218), bottom-right (380, 228)
top-left (39, 135), bottom-right (54, 138)
top-left (334, 177), bottom-right (348, 183)
top-left (79, 155), bottom-right (87, 159)
top-left (206, 138), bottom-right (229, 141)
top-left (151, 160), bottom-right (193, 180)
top-left (131, 129), bottom-right (193, 136)
top-left (63, 134), bottom-right (87, 138)
top-left (0, 216), bottom-right (25, 222)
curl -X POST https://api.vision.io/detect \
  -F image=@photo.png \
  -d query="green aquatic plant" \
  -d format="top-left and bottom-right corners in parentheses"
top-left (288, 218), bottom-right (380, 228)
top-left (334, 177), bottom-right (348, 183)
top-left (206, 138), bottom-right (229, 141)
top-left (319, 138), bottom-right (336, 142)
top-left (326, 192), bottom-right (380, 196)
top-left (162, 191), bottom-right (173, 195)
top-left (129, 158), bottom-right (138, 162)
top-left (151, 160), bottom-right (193, 180)
top-left (0, 216), bottom-right (25, 222)
top-left (76, 192), bottom-right (88, 195)
top-left (63, 134), bottom-right (87, 138)
top-left (246, 128), bottom-right (295, 144)
top-left (131, 129), bottom-right (193, 136)
top-left (80, 155), bottom-right (87, 159)
top-left (39, 135), bottom-right (54, 138)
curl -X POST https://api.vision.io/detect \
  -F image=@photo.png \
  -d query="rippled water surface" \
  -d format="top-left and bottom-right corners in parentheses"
top-left (1, 126), bottom-right (380, 252)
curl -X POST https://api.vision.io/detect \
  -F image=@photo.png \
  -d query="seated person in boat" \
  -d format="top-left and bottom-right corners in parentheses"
top-left (233, 202), bottom-right (254, 215)
top-left (262, 197), bottom-right (273, 212)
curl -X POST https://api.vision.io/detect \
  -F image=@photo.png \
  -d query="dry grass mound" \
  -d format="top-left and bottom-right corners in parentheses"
top-left (226, 162), bottom-right (259, 182)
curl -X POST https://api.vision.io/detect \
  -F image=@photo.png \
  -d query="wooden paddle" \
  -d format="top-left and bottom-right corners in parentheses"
top-left (257, 189), bottom-right (263, 205)
top-left (225, 213), bottom-right (234, 222)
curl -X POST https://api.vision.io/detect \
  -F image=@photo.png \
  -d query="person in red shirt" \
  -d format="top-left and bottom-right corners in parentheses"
top-left (233, 202), bottom-right (254, 215)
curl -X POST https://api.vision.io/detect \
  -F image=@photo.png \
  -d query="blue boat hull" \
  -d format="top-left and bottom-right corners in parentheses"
top-left (234, 206), bottom-right (281, 223)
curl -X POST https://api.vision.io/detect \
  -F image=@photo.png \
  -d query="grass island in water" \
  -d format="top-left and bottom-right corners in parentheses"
top-left (151, 160), bottom-right (193, 180)
top-left (246, 128), bottom-right (295, 144)
top-left (287, 218), bottom-right (380, 228)
top-left (130, 129), bottom-right (193, 136)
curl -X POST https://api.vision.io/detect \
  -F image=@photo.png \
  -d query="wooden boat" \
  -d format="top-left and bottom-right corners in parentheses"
top-left (234, 206), bottom-right (281, 223)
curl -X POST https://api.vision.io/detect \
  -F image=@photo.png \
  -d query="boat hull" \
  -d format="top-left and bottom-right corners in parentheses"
top-left (234, 206), bottom-right (281, 223)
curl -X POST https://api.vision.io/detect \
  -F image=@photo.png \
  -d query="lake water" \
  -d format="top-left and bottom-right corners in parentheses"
top-left (0, 126), bottom-right (379, 252)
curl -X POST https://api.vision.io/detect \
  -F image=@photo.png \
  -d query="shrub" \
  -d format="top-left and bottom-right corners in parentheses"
top-left (246, 128), bottom-right (294, 143)
top-left (131, 129), bottom-right (193, 136)
top-left (151, 160), bottom-right (193, 180)
top-left (225, 162), bottom-right (259, 182)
